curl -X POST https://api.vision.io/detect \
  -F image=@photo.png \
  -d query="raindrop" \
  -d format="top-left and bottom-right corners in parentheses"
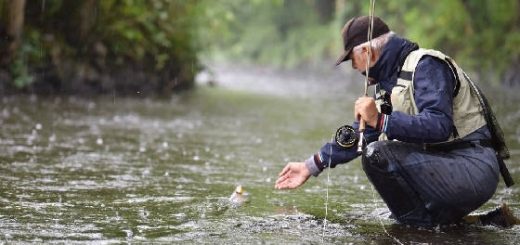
top-left (27, 131), bottom-right (37, 145)
top-left (35, 123), bottom-right (42, 130)
top-left (162, 142), bottom-right (169, 148)
top-left (174, 213), bottom-right (186, 219)
top-left (139, 146), bottom-right (146, 152)
top-left (224, 154), bottom-right (233, 160)
top-left (96, 138), bottom-right (103, 145)
top-left (87, 102), bottom-right (96, 110)
top-left (142, 169), bottom-right (150, 176)
top-left (139, 208), bottom-right (149, 220)
top-left (193, 155), bottom-right (200, 161)
top-left (49, 134), bottom-right (56, 142)
top-left (164, 171), bottom-right (169, 176)
top-left (124, 229), bottom-right (133, 239)
top-left (262, 166), bottom-right (267, 172)
top-left (1, 108), bottom-right (9, 118)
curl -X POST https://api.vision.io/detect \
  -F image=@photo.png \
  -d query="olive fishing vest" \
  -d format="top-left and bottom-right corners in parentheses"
top-left (384, 48), bottom-right (486, 141)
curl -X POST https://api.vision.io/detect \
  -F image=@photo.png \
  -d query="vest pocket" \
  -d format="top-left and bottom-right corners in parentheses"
top-left (391, 83), bottom-right (416, 115)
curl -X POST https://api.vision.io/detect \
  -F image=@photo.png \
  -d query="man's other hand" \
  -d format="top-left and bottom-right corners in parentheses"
top-left (354, 96), bottom-right (378, 128)
top-left (274, 162), bottom-right (311, 189)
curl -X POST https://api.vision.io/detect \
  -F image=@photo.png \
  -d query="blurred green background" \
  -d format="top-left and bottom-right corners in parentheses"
top-left (1, 0), bottom-right (519, 95)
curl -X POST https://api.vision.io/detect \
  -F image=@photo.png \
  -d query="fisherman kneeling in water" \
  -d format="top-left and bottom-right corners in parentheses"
top-left (275, 16), bottom-right (518, 228)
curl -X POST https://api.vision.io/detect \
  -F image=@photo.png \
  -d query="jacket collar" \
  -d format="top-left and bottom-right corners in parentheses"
top-left (367, 35), bottom-right (419, 92)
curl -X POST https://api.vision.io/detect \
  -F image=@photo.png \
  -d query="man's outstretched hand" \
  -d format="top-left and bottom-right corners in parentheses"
top-left (274, 162), bottom-right (311, 189)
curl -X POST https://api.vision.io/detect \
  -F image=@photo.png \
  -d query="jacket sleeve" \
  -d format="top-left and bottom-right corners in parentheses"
top-left (384, 56), bottom-right (455, 143)
top-left (305, 121), bottom-right (380, 176)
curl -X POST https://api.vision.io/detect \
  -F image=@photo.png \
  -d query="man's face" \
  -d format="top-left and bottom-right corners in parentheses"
top-left (350, 45), bottom-right (369, 73)
top-left (349, 45), bottom-right (376, 84)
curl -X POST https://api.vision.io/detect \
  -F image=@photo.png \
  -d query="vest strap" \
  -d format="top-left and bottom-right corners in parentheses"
top-left (422, 139), bottom-right (491, 151)
top-left (398, 70), bottom-right (413, 81)
top-left (444, 58), bottom-right (461, 97)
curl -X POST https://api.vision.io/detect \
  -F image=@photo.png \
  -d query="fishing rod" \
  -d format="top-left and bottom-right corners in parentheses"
top-left (357, 0), bottom-right (376, 153)
top-left (324, 5), bottom-right (377, 237)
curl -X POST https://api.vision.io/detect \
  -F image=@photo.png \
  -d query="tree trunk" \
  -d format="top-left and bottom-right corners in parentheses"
top-left (0, 0), bottom-right (26, 67)
top-left (504, 57), bottom-right (520, 87)
top-left (314, 0), bottom-right (335, 24)
top-left (78, 0), bottom-right (98, 43)
top-left (58, 0), bottom-right (98, 48)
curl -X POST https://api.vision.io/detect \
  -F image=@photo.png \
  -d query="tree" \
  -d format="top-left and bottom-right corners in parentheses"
top-left (0, 0), bottom-right (26, 68)
top-left (314, 0), bottom-right (335, 24)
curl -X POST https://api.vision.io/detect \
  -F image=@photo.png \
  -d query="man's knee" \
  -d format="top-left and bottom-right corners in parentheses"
top-left (362, 141), bottom-right (390, 173)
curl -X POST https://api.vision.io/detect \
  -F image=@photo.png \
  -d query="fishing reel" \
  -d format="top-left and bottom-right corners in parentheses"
top-left (335, 125), bottom-right (358, 148)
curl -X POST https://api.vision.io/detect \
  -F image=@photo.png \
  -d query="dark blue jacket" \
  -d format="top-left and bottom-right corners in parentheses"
top-left (306, 35), bottom-right (488, 175)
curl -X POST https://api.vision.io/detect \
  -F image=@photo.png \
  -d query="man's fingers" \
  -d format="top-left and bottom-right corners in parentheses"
top-left (275, 175), bottom-right (288, 185)
top-left (278, 164), bottom-right (290, 177)
top-left (275, 178), bottom-right (292, 189)
top-left (354, 110), bottom-right (361, 121)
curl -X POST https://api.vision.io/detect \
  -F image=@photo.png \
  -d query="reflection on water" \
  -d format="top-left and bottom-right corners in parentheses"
top-left (0, 66), bottom-right (519, 243)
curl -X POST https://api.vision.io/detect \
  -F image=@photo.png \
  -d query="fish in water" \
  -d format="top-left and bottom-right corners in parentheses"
top-left (229, 185), bottom-right (249, 207)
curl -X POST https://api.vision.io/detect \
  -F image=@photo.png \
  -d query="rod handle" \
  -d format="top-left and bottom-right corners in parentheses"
top-left (357, 119), bottom-right (365, 153)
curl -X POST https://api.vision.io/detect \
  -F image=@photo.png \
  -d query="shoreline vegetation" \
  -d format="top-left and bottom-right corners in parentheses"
top-left (0, 0), bottom-right (519, 96)
top-left (0, 0), bottom-right (200, 96)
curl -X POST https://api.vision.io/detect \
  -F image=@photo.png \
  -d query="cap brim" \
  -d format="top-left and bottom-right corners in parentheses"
top-left (335, 49), bottom-right (352, 66)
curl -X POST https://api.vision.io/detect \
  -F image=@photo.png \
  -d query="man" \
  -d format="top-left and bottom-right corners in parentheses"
top-left (274, 16), bottom-right (517, 228)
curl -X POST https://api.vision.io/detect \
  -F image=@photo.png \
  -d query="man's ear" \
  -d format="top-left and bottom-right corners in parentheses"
top-left (369, 47), bottom-right (378, 63)
top-left (361, 46), bottom-right (370, 55)
top-left (361, 46), bottom-right (376, 62)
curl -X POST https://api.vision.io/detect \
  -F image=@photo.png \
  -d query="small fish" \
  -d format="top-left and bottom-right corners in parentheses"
top-left (229, 185), bottom-right (249, 207)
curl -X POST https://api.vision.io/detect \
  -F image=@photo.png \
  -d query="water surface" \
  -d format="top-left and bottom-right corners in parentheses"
top-left (1, 66), bottom-right (519, 244)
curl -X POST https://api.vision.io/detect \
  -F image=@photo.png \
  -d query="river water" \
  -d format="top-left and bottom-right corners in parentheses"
top-left (1, 64), bottom-right (519, 244)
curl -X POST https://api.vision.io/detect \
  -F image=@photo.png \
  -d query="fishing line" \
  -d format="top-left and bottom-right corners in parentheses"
top-left (323, 0), bottom-right (377, 239)
top-left (371, 184), bottom-right (404, 245)
top-left (365, 1), bottom-right (403, 244)
top-left (321, 135), bottom-right (333, 240)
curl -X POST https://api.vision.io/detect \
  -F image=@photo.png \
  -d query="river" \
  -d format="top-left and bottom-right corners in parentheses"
top-left (0, 64), bottom-right (519, 243)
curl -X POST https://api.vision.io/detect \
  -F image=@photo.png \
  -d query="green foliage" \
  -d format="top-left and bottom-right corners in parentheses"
top-left (95, 0), bottom-right (199, 69)
top-left (198, 0), bottom-right (520, 84)
top-left (377, 0), bottom-right (520, 82)
top-left (2, 0), bottom-right (519, 90)
top-left (2, 0), bottom-right (202, 92)
top-left (11, 54), bottom-right (33, 88)
top-left (198, 0), bottom-right (337, 68)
